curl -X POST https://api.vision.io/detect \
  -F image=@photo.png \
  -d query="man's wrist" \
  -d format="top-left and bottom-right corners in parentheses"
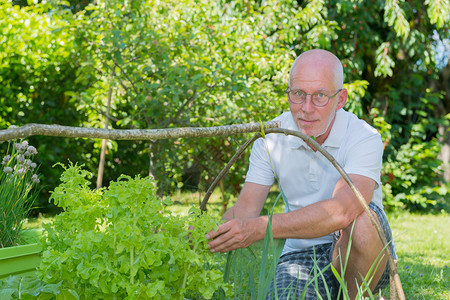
top-left (256, 215), bottom-right (270, 241)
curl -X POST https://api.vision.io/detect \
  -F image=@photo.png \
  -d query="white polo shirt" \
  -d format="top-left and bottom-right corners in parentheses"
top-left (245, 109), bottom-right (384, 254)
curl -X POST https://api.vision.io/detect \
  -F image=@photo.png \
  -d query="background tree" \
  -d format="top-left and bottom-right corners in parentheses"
top-left (0, 1), bottom-right (95, 212)
top-left (56, 0), bottom-right (293, 203)
top-left (1, 0), bottom-right (448, 212)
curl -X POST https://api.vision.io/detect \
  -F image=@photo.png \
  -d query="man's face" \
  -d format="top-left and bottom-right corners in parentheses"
top-left (288, 59), bottom-right (346, 144)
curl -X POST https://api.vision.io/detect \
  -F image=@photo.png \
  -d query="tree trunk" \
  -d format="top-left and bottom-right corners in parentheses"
top-left (148, 140), bottom-right (157, 181)
top-left (438, 124), bottom-right (449, 182)
top-left (97, 85), bottom-right (114, 189)
top-left (433, 61), bottom-right (450, 182)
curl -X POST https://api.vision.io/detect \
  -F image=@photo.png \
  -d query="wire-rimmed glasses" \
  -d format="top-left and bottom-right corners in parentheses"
top-left (286, 88), bottom-right (342, 107)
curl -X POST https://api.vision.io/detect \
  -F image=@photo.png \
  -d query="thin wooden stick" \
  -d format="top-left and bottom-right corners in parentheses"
top-left (200, 133), bottom-right (261, 211)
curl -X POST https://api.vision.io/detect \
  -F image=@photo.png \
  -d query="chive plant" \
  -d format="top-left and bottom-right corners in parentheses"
top-left (0, 138), bottom-right (41, 248)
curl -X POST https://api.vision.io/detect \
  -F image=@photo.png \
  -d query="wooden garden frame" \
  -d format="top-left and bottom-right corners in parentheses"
top-left (0, 122), bottom-right (405, 299)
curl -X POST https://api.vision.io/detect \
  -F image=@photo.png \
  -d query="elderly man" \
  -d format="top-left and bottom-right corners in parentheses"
top-left (206, 49), bottom-right (396, 299)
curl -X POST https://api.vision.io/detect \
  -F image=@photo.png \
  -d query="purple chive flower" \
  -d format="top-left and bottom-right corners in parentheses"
top-left (21, 141), bottom-right (28, 148)
top-left (16, 168), bottom-right (25, 176)
top-left (14, 143), bottom-right (22, 151)
top-left (31, 174), bottom-right (40, 183)
top-left (4, 166), bottom-right (12, 174)
top-left (30, 162), bottom-right (37, 169)
top-left (25, 146), bottom-right (38, 156)
top-left (2, 155), bottom-right (11, 165)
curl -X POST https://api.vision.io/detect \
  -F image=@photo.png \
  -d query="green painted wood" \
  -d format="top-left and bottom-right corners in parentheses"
top-left (0, 243), bottom-right (42, 278)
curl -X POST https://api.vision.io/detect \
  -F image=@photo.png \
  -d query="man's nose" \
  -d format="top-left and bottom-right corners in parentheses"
top-left (301, 95), bottom-right (315, 112)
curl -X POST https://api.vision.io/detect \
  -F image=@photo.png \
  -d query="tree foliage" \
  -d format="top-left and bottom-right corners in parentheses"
top-left (0, 0), bottom-right (98, 212)
top-left (1, 0), bottom-right (448, 211)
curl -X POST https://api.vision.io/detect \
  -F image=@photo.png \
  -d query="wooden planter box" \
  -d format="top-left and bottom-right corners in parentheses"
top-left (0, 242), bottom-right (42, 279)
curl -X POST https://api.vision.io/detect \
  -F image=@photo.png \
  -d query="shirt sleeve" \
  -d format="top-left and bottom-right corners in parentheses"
top-left (245, 137), bottom-right (275, 186)
top-left (343, 132), bottom-right (383, 187)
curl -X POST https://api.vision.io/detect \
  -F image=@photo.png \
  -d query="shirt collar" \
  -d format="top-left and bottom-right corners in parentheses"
top-left (288, 109), bottom-right (348, 149)
top-left (285, 113), bottom-right (308, 149)
top-left (322, 109), bottom-right (348, 148)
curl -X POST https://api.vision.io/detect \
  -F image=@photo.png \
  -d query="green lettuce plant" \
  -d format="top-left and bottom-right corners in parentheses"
top-left (39, 163), bottom-right (229, 299)
top-left (0, 137), bottom-right (41, 248)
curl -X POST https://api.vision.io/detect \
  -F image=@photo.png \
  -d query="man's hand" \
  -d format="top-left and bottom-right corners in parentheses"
top-left (205, 217), bottom-right (267, 253)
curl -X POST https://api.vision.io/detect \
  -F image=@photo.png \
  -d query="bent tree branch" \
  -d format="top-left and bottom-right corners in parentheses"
top-left (0, 121), bottom-right (280, 142)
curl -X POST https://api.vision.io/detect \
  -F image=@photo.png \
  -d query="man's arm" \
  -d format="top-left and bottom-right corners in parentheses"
top-left (207, 174), bottom-right (375, 253)
top-left (221, 182), bottom-right (271, 221)
top-left (206, 182), bottom-right (270, 251)
top-left (269, 174), bottom-right (375, 239)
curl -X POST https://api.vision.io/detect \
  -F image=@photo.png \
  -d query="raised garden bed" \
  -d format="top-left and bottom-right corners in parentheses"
top-left (0, 229), bottom-right (42, 279)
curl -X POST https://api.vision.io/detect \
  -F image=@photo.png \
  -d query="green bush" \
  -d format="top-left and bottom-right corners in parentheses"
top-left (39, 163), bottom-right (229, 299)
top-left (0, 1), bottom-right (95, 213)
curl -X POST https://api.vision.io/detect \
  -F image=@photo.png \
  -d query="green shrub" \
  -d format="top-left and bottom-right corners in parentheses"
top-left (372, 108), bottom-right (449, 210)
top-left (40, 163), bottom-right (229, 299)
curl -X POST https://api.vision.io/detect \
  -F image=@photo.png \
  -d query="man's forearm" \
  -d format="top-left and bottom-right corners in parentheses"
top-left (267, 198), bottom-right (350, 240)
top-left (222, 206), bottom-right (236, 222)
top-left (221, 183), bottom-right (271, 222)
top-left (265, 175), bottom-right (375, 240)
top-left (221, 204), bottom-right (261, 222)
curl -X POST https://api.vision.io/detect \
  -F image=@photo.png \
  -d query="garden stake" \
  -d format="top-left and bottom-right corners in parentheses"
top-left (200, 126), bottom-right (406, 300)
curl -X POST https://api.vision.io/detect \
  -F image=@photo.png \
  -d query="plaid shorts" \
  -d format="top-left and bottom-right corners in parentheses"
top-left (266, 202), bottom-right (396, 300)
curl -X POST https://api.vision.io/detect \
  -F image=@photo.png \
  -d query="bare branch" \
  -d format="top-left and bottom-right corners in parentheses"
top-left (92, 105), bottom-right (120, 123)
top-left (112, 57), bottom-right (139, 95)
top-left (104, 63), bottom-right (139, 107)
top-left (165, 88), bottom-right (207, 127)
top-left (0, 121), bottom-right (280, 142)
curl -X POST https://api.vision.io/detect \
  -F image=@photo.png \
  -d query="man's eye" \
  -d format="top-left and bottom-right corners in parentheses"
top-left (315, 92), bottom-right (326, 98)
top-left (294, 91), bottom-right (306, 97)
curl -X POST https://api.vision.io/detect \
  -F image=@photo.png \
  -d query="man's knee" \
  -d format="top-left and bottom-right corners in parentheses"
top-left (342, 210), bottom-right (384, 254)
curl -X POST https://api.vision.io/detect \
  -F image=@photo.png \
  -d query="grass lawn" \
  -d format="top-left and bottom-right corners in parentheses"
top-left (23, 190), bottom-right (449, 299)
top-left (388, 211), bottom-right (449, 299)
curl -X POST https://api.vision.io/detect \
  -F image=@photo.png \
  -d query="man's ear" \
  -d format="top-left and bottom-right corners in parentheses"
top-left (337, 89), bottom-right (348, 110)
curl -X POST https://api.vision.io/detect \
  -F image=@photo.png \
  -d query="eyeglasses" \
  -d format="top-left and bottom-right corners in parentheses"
top-left (286, 88), bottom-right (342, 107)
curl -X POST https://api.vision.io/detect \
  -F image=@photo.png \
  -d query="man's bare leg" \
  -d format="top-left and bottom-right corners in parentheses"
top-left (332, 210), bottom-right (388, 299)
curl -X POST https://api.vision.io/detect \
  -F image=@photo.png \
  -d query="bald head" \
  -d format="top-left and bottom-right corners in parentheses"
top-left (289, 49), bottom-right (344, 89)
